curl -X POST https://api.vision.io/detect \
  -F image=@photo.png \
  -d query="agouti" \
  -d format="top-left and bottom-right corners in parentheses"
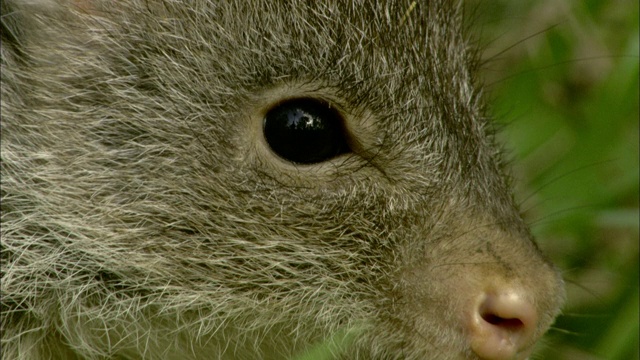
top-left (0, 1), bottom-right (565, 359)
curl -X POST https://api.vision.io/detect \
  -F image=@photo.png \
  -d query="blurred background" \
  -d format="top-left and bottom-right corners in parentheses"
top-left (472, 0), bottom-right (639, 359)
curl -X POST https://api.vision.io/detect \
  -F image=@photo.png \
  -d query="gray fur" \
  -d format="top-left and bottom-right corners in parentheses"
top-left (1, 1), bottom-right (565, 359)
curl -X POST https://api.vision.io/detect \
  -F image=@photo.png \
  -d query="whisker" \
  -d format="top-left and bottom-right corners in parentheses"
top-left (519, 159), bottom-right (615, 209)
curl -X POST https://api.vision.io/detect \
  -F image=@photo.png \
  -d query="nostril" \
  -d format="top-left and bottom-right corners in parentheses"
top-left (468, 291), bottom-right (538, 360)
top-left (481, 313), bottom-right (524, 330)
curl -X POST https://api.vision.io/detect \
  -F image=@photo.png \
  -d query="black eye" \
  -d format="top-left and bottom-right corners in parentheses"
top-left (263, 98), bottom-right (350, 164)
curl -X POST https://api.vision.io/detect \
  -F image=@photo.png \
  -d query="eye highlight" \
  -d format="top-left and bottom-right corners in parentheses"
top-left (263, 98), bottom-right (350, 164)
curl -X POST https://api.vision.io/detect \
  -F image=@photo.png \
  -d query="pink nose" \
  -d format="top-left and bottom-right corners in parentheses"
top-left (468, 290), bottom-right (538, 359)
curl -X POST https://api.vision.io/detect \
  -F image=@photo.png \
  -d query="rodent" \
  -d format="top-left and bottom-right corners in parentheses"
top-left (0, 1), bottom-right (565, 359)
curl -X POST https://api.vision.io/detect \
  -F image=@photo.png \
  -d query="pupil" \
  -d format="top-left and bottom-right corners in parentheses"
top-left (263, 98), bottom-right (349, 164)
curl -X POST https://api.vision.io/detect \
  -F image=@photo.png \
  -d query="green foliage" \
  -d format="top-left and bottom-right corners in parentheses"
top-left (475, 0), bottom-right (639, 358)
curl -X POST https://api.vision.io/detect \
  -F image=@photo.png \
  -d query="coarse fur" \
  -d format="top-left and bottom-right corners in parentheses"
top-left (1, 1), bottom-right (565, 359)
